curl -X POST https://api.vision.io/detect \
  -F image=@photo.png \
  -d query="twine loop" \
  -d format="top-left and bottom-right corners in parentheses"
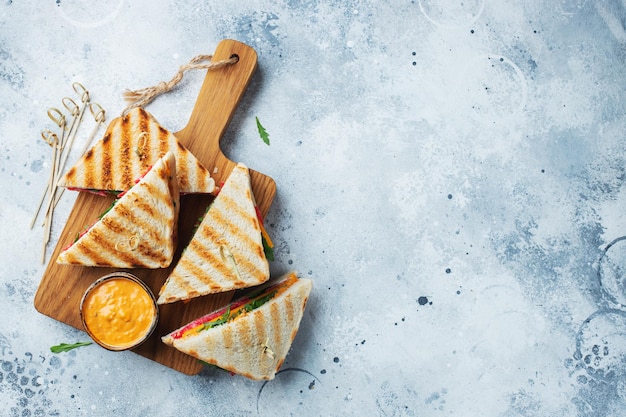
top-left (122, 54), bottom-right (239, 115)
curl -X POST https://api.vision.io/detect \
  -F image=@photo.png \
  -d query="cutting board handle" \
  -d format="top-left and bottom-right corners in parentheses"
top-left (175, 39), bottom-right (258, 175)
top-left (176, 39), bottom-right (275, 217)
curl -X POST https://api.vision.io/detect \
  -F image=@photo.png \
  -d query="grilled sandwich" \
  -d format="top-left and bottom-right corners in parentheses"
top-left (157, 162), bottom-right (269, 304)
top-left (58, 107), bottom-right (215, 194)
top-left (57, 151), bottom-right (180, 268)
top-left (162, 272), bottom-right (312, 380)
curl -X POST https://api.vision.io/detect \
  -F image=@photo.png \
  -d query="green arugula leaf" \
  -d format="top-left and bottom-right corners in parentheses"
top-left (256, 117), bottom-right (270, 146)
top-left (262, 236), bottom-right (274, 261)
top-left (50, 342), bottom-right (92, 354)
top-left (198, 360), bottom-right (229, 373)
top-left (198, 307), bottom-right (231, 332)
top-left (198, 360), bottom-right (219, 368)
top-left (244, 291), bottom-right (277, 312)
top-left (98, 199), bottom-right (118, 219)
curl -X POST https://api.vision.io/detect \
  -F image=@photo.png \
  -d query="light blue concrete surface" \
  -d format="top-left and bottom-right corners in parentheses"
top-left (2, 0), bottom-right (626, 415)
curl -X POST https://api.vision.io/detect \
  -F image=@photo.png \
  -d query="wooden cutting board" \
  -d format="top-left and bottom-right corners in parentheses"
top-left (33, 39), bottom-right (276, 375)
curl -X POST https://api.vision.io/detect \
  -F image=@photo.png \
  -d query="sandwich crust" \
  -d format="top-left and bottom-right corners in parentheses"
top-left (56, 151), bottom-right (180, 268)
top-left (162, 272), bottom-right (313, 380)
top-left (59, 107), bottom-right (215, 194)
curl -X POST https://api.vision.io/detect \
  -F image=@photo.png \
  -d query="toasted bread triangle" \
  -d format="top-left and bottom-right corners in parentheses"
top-left (56, 151), bottom-right (180, 268)
top-left (58, 107), bottom-right (215, 194)
top-left (157, 163), bottom-right (269, 303)
top-left (162, 272), bottom-right (312, 380)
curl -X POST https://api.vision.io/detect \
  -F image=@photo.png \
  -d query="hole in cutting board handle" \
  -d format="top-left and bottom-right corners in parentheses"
top-left (230, 54), bottom-right (240, 63)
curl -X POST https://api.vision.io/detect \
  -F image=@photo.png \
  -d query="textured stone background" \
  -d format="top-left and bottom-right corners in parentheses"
top-left (2, 0), bottom-right (626, 415)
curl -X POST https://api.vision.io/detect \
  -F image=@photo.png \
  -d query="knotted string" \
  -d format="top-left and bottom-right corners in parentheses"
top-left (122, 54), bottom-right (239, 115)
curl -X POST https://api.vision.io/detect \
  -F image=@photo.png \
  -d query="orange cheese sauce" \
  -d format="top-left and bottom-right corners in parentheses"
top-left (82, 277), bottom-right (156, 350)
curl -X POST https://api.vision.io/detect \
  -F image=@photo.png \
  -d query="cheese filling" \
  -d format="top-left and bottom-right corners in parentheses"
top-left (171, 274), bottom-right (298, 340)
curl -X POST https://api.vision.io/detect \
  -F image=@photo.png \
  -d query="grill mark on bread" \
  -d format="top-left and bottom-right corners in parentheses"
top-left (101, 216), bottom-right (124, 234)
top-left (155, 162), bottom-right (169, 181)
top-left (174, 141), bottom-right (190, 191)
top-left (167, 236), bottom-right (230, 297)
top-left (168, 265), bottom-right (204, 300)
top-left (189, 235), bottom-right (235, 283)
top-left (143, 127), bottom-right (153, 165)
top-left (187, 347), bottom-right (200, 358)
top-left (219, 192), bottom-right (259, 231)
top-left (134, 196), bottom-right (157, 220)
top-left (84, 227), bottom-right (135, 266)
top-left (213, 192), bottom-right (263, 264)
top-left (209, 284), bottom-right (223, 292)
top-left (159, 126), bottom-right (169, 156)
top-left (223, 325), bottom-right (234, 352)
top-left (98, 216), bottom-right (145, 266)
top-left (291, 295), bottom-right (309, 342)
top-left (237, 318), bottom-right (252, 352)
top-left (63, 166), bottom-right (76, 184)
top-left (284, 293), bottom-right (295, 325)
top-left (137, 107), bottom-right (148, 120)
top-left (138, 110), bottom-right (152, 165)
top-left (187, 289), bottom-right (202, 299)
top-left (75, 239), bottom-right (108, 265)
top-left (135, 109), bottom-right (152, 170)
top-left (138, 108), bottom-right (149, 137)
top-left (145, 134), bottom-right (154, 166)
top-left (135, 241), bottom-right (167, 266)
top-left (269, 302), bottom-right (282, 350)
top-left (120, 114), bottom-right (133, 188)
top-left (84, 147), bottom-right (96, 188)
top-left (102, 133), bottom-right (115, 188)
top-left (253, 310), bottom-right (267, 346)
top-left (196, 158), bottom-right (208, 191)
top-left (210, 206), bottom-right (260, 256)
top-left (207, 208), bottom-right (265, 279)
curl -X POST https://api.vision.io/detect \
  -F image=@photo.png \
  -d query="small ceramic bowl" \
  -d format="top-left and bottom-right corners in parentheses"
top-left (80, 272), bottom-right (158, 351)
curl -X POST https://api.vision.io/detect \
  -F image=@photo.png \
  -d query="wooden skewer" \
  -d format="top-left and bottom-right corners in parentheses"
top-left (30, 130), bottom-right (59, 229)
top-left (55, 97), bottom-right (82, 177)
top-left (38, 83), bottom-right (93, 263)
top-left (62, 86), bottom-right (90, 164)
top-left (42, 87), bottom-right (90, 226)
top-left (39, 100), bottom-right (77, 228)
top-left (51, 102), bottom-right (105, 210)
top-left (29, 115), bottom-right (64, 230)
top-left (80, 102), bottom-right (105, 155)
top-left (40, 133), bottom-right (60, 263)
top-left (64, 83), bottom-right (90, 158)
top-left (48, 107), bottom-right (68, 173)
